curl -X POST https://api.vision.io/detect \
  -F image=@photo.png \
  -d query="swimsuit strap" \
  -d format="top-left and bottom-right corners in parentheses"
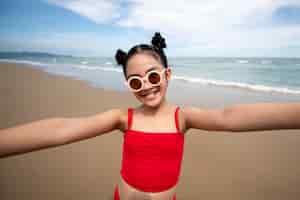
top-left (128, 107), bottom-right (180, 132)
top-left (174, 106), bottom-right (180, 132)
top-left (127, 108), bottom-right (133, 130)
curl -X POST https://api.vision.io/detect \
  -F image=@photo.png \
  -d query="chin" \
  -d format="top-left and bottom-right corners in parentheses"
top-left (144, 100), bottom-right (161, 108)
top-left (139, 95), bottom-right (164, 108)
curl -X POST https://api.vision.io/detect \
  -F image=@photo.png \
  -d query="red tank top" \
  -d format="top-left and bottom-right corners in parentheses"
top-left (120, 107), bottom-right (185, 192)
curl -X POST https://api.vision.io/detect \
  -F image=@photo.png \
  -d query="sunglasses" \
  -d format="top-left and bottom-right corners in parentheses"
top-left (125, 68), bottom-right (167, 92)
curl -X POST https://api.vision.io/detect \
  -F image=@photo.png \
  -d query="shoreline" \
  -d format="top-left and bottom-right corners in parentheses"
top-left (0, 62), bottom-right (300, 200)
top-left (1, 59), bottom-right (300, 99)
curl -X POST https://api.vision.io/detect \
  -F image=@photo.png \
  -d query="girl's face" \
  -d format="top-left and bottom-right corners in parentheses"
top-left (126, 53), bottom-right (171, 108)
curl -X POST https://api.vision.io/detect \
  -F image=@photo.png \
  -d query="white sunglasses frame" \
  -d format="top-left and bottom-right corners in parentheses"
top-left (125, 68), bottom-right (167, 92)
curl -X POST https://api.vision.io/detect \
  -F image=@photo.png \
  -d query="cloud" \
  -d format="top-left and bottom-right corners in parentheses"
top-left (118, 1), bottom-right (300, 52)
top-left (119, 0), bottom-right (300, 30)
top-left (45, 0), bottom-right (300, 56)
top-left (46, 0), bottom-right (121, 23)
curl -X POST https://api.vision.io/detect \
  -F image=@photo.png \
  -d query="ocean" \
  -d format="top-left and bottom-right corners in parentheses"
top-left (1, 52), bottom-right (300, 95)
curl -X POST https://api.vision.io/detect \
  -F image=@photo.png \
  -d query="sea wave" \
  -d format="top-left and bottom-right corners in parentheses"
top-left (236, 59), bottom-right (249, 64)
top-left (261, 60), bottom-right (272, 64)
top-left (71, 65), bottom-right (102, 70)
top-left (0, 59), bottom-right (44, 66)
top-left (80, 61), bottom-right (88, 65)
top-left (0, 58), bottom-right (122, 73)
top-left (71, 65), bottom-right (122, 73)
top-left (2, 58), bottom-right (299, 95)
top-left (173, 75), bottom-right (300, 95)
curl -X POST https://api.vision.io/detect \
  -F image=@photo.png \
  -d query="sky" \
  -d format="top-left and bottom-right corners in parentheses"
top-left (0, 0), bottom-right (300, 57)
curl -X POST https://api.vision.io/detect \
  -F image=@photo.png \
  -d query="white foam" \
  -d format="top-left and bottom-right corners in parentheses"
top-left (236, 59), bottom-right (249, 64)
top-left (80, 61), bottom-right (88, 65)
top-left (100, 66), bottom-right (122, 73)
top-left (173, 75), bottom-right (300, 95)
top-left (70, 64), bottom-right (122, 73)
top-left (2, 58), bottom-right (298, 95)
top-left (71, 65), bottom-right (101, 70)
top-left (0, 59), bottom-right (43, 66)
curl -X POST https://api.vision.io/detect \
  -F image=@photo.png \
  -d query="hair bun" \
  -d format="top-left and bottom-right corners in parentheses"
top-left (115, 49), bottom-right (127, 66)
top-left (151, 32), bottom-right (167, 50)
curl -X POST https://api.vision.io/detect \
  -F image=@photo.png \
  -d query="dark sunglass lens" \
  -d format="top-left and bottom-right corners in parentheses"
top-left (148, 72), bottom-right (161, 84)
top-left (129, 78), bottom-right (142, 90)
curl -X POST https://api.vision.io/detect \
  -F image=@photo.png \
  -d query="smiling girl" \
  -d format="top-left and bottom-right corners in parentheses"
top-left (1, 32), bottom-right (300, 200)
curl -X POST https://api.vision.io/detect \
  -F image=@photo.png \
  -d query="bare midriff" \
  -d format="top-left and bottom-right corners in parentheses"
top-left (117, 175), bottom-right (177, 200)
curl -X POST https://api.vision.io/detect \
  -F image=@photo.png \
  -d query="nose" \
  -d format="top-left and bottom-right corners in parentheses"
top-left (143, 79), bottom-right (152, 90)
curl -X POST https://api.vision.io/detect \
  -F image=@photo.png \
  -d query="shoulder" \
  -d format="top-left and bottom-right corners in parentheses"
top-left (93, 108), bottom-right (128, 131)
top-left (179, 106), bottom-right (208, 132)
top-left (113, 108), bottom-right (128, 132)
top-left (180, 106), bottom-right (208, 119)
top-left (180, 106), bottom-right (200, 115)
top-left (116, 107), bottom-right (144, 131)
top-left (180, 106), bottom-right (228, 131)
top-left (175, 105), bottom-right (191, 134)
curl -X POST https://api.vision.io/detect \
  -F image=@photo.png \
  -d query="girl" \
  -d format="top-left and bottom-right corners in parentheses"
top-left (0, 32), bottom-right (300, 200)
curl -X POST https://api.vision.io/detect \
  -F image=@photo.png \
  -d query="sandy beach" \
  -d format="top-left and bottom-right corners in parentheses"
top-left (0, 62), bottom-right (300, 200)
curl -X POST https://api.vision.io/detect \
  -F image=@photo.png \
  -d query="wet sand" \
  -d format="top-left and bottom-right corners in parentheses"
top-left (0, 63), bottom-right (300, 200)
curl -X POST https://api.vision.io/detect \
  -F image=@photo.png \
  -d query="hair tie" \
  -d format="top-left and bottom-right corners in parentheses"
top-left (115, 49), bottom-right (127, 66)
top-left (151, 32), bottom-right (167, 50)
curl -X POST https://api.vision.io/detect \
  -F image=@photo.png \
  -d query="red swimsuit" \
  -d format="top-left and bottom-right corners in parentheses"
top-left (114, 107), bottom-right (185, 199)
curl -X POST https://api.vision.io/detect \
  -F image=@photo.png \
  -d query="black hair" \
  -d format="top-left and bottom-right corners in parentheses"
top-left (115, 32), bottom-right (168, 78)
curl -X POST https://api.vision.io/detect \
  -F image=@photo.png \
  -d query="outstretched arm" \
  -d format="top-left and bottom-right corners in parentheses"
top-left (183, 103), bottom-right (300, 132)
top-left (0, 109), bottom-right (123, 158)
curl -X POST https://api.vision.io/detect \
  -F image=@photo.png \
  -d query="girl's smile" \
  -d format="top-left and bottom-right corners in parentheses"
top-left (139, 86), bottom-right (161, 102)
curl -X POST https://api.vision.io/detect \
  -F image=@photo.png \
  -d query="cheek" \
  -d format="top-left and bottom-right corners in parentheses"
top-left (160, 80), bottom-right (168, 92)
